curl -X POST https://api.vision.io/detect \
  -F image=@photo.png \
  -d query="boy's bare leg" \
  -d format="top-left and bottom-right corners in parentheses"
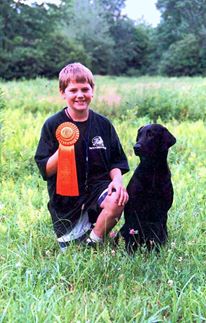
top-left (92, 192), bottom-right (124, 239)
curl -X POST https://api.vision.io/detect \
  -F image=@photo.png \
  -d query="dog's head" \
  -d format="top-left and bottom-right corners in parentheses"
top-left (134, 124), bottom-right (176, 157)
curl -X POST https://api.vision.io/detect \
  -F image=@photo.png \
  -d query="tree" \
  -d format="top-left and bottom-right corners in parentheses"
top-left (62, 0), bottom-right (114, 74)
top-left (159, 34), bottom-right (201, 76)
top-left (109, 18), bottom-right (150, 75)
top-left (156, 0), bottom-right (206, 38)
top-left (0, 0), bottom-right (92, 79)
top-left (0, 0), bottom-right (65, 79)
top-left (39, 33), bottom-right (90, 78)
top-left (155, 0), bottom-right (206, 75)
top-left (98, 0), bottom-right (126, 24)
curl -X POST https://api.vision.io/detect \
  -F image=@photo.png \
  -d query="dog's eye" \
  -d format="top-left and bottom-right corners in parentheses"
top-left (147, 130), bottom-right (153, 138)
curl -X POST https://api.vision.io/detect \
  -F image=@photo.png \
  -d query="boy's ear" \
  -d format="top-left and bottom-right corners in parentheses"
top-left (60, 90), bottom-right (66, 99)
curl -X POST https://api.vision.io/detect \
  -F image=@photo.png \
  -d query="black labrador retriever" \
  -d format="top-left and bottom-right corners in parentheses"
top-left (120, 124), bottom-right (176, 253)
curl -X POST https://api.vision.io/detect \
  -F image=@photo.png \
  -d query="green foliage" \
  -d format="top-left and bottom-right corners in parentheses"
top-left (0, 87), bottom-right (5, 110)
top-left (0, 0), bottom-right (151, 78)
top-left (0, 0), bottom-right (70, 79)
top-left (64, 0), bottom-right (114, 75)
top-left (109, 18), bottom-right (149, 75)
top-left (2, 0), bottom-right (206, 77)
top-left (62, 0), bottom-right (151, 76)
top-left (155, 0), bottom-right (206, 76)
top-left (39, 33), bottom-right (91, 78)
top-left (2, 76), bottom-right (206, 122)
top-left (0, 77), bottom-right (206, 321)
top-left (3, 47), bottom-right (44, 80)
top-left (159, 34), bottom-right (201, 76)
top-left (156, 0), bottom-right (206, 41)
top-left (98, 0), bottom-right (126, 22)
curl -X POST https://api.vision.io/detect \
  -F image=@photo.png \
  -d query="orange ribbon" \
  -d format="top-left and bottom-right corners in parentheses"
top-left (56, 122), bottom-right (80, 196)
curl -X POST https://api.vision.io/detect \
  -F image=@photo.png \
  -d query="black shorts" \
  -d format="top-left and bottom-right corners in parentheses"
top-left (48, 180), bottom-right (111, 238)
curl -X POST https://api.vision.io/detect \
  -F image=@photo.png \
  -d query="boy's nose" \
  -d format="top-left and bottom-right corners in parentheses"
top-left (76, 90), bottom-right (83, 97)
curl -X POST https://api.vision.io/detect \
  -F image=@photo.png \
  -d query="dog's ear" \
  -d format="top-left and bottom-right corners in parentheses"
top-left (137, 126), bottom-right (144, 139)
top-left (162, 128), bottom-right (176, 149)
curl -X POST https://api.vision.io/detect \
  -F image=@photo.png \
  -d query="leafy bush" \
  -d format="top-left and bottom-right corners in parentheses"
top-left (1, 76), bottom-right (206, 123)
top-left (159, 34), bottom-right (201, 76)
top-left (0, 87), bottom-right (5, 110)
top-left (131, 87), bottom-right (206, 122)
top-left (0, 34), bottom-right (90, 80)
top-left (39, 33), bottom-right (91, 78)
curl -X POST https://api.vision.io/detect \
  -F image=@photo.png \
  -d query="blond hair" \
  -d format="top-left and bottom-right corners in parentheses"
top-left (59, 62), bottom-right (95, 92)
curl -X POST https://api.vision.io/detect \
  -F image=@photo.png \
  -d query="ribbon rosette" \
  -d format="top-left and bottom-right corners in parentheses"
top-left (56, 122), bottom-right (80, 196)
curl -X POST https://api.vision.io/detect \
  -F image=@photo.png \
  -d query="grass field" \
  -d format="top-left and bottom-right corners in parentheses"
top-left (0, 76), bottom-right (206, 322)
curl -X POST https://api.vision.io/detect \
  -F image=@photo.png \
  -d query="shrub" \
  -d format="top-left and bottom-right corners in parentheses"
top-left (0, 88), bottom-right (5, 110)
top-left (159, 34), bottom-right (201, 76)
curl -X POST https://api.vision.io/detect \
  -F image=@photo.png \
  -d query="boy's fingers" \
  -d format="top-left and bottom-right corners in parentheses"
top-left (107, 183), bottom-right (114, 195)
top-left (118, 188), bottom-right (126, 206)
top-left (107, 185), bottom-right (112, 195)
top-left (122, 191), bottom-right (129, 206)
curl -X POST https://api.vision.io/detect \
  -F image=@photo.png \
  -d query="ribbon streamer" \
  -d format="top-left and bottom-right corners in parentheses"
top-left (56, 122), bottom-right (80, 196)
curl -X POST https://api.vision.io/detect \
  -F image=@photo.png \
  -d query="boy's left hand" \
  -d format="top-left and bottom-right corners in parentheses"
top-left (107, 178), bottom-right (129, 206)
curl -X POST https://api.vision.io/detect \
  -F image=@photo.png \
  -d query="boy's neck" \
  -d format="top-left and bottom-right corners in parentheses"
top-left (66, 107), bottom-right (89, 122)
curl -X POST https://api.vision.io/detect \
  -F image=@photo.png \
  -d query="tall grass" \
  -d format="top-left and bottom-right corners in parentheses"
top-left (0, 77), bottom-right (206, 322)
top-left (1, 76), bottom-right (206, 120)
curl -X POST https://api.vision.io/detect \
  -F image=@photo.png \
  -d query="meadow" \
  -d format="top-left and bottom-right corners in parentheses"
top-left (0, 76), bottom-right (206, 322)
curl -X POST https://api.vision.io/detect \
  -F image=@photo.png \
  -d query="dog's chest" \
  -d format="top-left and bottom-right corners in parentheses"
top-left (128, 167), bottom-right (172, 196)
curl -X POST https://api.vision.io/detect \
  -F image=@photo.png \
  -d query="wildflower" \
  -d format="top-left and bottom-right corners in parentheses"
top-left (15, 262), bottom-right (21, 268)
top-left (188, 239), bottom-right (195, 246)
top-left (109, 231), bottom-right (117, 238)
top-left (168, 279), bottom-right (173, 287)
top-left (129, 229), bottom-right (138, 235)
top-left (171, 242), bottom-right (176, 248)
top-left (111, 249), bottom-right (116, 256)
top-left (178, 256), bottom-right (183, 262)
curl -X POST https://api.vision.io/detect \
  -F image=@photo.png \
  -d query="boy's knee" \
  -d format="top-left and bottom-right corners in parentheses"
top-left (101, 194), bottom-right (124, 218)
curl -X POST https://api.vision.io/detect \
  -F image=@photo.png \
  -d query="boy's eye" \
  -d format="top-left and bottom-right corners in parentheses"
top-left (69, 88), bottom-right (90, 93)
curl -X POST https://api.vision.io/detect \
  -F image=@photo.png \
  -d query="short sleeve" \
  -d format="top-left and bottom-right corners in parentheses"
top-left (110, 125), bottom-right (129, 174)
top-left (34, 121), bottom-right (58, 180)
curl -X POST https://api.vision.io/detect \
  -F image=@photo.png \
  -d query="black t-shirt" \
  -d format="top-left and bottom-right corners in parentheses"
top-left (35, 108), bottom-right (129, 235)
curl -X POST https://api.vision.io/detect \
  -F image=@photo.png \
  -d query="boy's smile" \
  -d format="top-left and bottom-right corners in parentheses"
top-left (61, 80), bottom-right (93, 119)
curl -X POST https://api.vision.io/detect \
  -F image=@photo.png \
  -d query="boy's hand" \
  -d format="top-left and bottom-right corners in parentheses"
top-left (108, 169), bottom-right (129, 206)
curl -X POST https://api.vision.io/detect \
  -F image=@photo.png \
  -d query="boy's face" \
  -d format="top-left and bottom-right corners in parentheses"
top-left (61, 80), bottom-right (93, 113)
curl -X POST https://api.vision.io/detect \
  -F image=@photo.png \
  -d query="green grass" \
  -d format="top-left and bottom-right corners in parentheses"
top-left (1, 75), bottom-right (206, 120)
top-left (0, 77), bottom-right (206, 322)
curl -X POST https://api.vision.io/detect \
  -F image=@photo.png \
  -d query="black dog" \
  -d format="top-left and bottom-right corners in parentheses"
top-left (120, 124), bottom-right (176, 253)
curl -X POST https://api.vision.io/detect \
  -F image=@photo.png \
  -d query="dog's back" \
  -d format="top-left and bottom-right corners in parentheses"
top-left (120, 124), bottom-right (176, 253)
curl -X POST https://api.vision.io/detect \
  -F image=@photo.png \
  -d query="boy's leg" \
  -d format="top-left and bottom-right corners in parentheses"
top-left (90, 190), bottom-right (124, 240)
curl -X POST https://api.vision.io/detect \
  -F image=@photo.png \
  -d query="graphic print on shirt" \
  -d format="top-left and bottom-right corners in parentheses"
top-left (89, 136), bottom-right (107, 150)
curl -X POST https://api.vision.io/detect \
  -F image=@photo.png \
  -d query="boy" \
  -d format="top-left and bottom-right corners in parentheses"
top-left (35, 62), bottom-right (129, 251)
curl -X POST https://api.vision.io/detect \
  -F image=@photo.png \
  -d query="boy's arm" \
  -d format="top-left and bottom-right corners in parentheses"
top-left (108, 168), bottom-right (129, 206)
top-left (35, 120), bottom-right (59, 180)
top-left (46, 149), bottom-right (58, 177)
